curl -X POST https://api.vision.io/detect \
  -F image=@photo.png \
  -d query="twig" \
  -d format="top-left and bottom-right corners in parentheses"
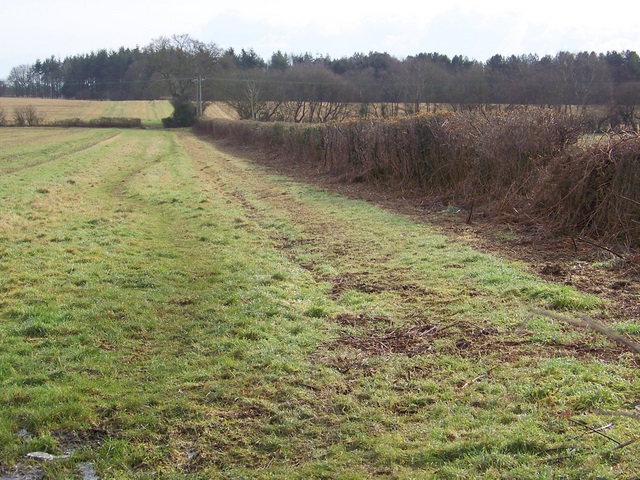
top-left (576, 237), bottom-right (626, 260)
top-left (571, 237), bottom-right (578, 252)
top-left (568, 422), bottom-right (614, 442)
top-left (466, 202), bottom-right (474, 224)
top-left (533, 310), bottom-right (640, 355)
top-left (567, 418), bottom-right (621, 445)
top-left (621, 195), bottom-right (640, 207)
top-left (577, 312), bottom-right (640, 355)
top-left (594, 408), bottom-right (640, 420)
top-left (460, 366), bottom-right (497, 389)
top-left (613, 438), bottom-right (638, 451)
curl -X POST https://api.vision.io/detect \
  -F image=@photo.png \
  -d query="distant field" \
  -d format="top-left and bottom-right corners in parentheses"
top-left (0, 98), bottom-right (238, 125)
top-left (202, 102), bottom-right (239, 120)
top-left (0, 98), bottom-right (173, 125)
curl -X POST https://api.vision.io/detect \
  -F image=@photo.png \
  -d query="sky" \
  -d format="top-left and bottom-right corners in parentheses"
top-left (1, 0), bottom-right (639, 79)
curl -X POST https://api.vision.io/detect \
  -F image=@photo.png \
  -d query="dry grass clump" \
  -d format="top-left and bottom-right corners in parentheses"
top-left (13, 105), bottom-right (44, 126)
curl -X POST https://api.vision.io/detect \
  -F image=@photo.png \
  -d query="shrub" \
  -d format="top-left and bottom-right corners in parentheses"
top-left (91, 117), bottom-right (142, 128)
top-left (196, 107), bottom-right (579, 204)
top-left (530, 132), bottom-right (640, 247)
top-left (13, 107), bottom-right (26, 126)
top-left (0, 105), bottom-right (6, 126)
top-left (163, 97), bottom-right (197, 128)
top-left (13, 105), bottom-right (43, 126)
top-left (427, 107), bottom-right (580, 208)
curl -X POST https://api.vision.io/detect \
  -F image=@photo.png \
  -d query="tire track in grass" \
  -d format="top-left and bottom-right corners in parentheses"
top-left (0, 128), bottom-right (122, 175)
top-left (0, 130), bottom-right (257, 477)
top-left (2, 129), bottom-right (637, 478)
top-left (173, 132), bottom-right (640, 479)
top-left (82, 131), bottom-right (355, 474)
top-left (0, 130), bottom-right (181, 479)
top-left (179, 131), bottom-right (626, 361)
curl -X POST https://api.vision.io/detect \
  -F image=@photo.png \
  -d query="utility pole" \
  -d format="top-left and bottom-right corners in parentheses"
top-left (193, 76), bottom-right (203, 117)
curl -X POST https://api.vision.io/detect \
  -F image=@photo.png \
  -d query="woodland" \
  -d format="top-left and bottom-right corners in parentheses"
top-left (2, 35), bottom-right (639, 125)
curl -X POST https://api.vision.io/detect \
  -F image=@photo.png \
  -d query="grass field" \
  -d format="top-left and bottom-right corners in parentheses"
top-left (0, 98), bottom-right (238, 126)
top-left (0, 128), bottom-right (638, 478)
top-left (0, 98), bottom-right (174, 126)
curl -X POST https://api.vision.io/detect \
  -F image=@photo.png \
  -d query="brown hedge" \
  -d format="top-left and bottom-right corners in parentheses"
top-left (195, 109), bottom-right (639, 248)
top-left (530, 133), bottom-right (640, 247)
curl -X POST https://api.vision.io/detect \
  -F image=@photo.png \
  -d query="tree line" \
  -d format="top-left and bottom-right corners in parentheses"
top-left (2, 34), bottom-right (639, 123)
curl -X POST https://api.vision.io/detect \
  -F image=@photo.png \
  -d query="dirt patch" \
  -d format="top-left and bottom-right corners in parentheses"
top-left (333, 313), bottom-right (392, 328)
top-left (326, 319), bottom-right (500, 359)
top-left (51, 428), bottom-right (109, 454)
top-left (328, 323), bottom-right (447, 357)
top-left (327, 272), bottom-right (386, 298)
top-left (324, 317), bottom-right (635, 364)
top-left (326, 272), bottom-right (434, 300)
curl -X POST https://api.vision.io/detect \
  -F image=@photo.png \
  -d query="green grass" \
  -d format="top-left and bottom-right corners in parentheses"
top-left (0, 128), bottom-right (638, 478)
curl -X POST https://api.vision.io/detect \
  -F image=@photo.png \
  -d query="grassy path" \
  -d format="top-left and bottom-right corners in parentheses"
top-left (0, 128), bottom-right (638, 478)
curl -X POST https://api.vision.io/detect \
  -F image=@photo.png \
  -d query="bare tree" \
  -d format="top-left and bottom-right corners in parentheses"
top-left (146, 34), bottom-right (221, 99)
top-left (223, 73), bottom-right (269, 120)
top-left (555, 51), bottom-right (613, 112)
top-left (8, 65), bottom-right (33, 97)
top-left (400, 57), bottom-right (449, 114)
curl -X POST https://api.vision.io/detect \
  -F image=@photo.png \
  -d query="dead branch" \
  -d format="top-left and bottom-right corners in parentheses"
top-left (594, 409), bottom-right (640, 420)
top-left (460, 366), bottom-right (498, 389)
top-left (613, 438), bottom-right (638, 451)
top-left (567, 418), bottom-right (621, 445)
top-left (532, 310), bottom-right (640, 355)
top-left (576, 237), bottom-right (626, 260)
top-left (621, 195), bottom-right (640, 207)
top-left (466, 202), bottom-right (474, 225)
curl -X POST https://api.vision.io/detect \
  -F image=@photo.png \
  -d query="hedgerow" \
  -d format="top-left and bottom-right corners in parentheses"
top-left (195, 108), bottom-right (639, 249)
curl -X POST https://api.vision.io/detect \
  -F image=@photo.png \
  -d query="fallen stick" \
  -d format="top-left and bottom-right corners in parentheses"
top-left (621, 195), bottom-right (640, 207)
top-left (460, 366), bottom-right (498, 389)
top-left (576, 237), bottom-right (626, 260)
top-left (613, 438), bottom-right (638, 451)
top-left (567, 418), bottom-right (620, 445)
top-left (594, 408), bottom-right (640, 420)
top-left (532, 310), bottom-right (640, 355)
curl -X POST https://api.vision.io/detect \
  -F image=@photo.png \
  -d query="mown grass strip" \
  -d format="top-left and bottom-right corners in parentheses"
top-left (0, 129), bottom-right (638, 479)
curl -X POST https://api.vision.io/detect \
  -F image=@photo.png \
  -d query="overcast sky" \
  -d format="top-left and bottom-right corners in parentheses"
top-left (2, 0), bottom-right (639, 79)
